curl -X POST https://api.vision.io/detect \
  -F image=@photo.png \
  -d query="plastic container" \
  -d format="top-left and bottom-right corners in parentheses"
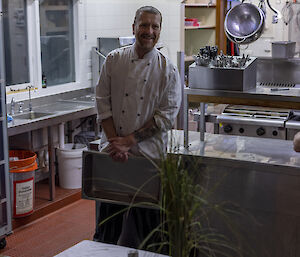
top-left (57, 144), bottom-right (87, 189)
top-left (272, 41), bottom-right (296, 58)
top-left (185, 18), bottom-right (199, 27)
top-left (9, 150), bottom-right (37, 218)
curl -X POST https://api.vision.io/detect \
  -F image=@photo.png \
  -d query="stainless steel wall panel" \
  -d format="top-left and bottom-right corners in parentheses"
top-left (257, 57), bottom-right (300, 84)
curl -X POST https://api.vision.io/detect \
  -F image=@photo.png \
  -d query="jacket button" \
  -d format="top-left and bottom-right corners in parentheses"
top-left (122, 110), bottom-right (125, 113)
top-left (137, 113), bottom-right (140, 116)
top-left (125, 93), bottom-right (129, 96)
top-left (140, 96), bottom-right (144, 100)
top-left (120, 126), bottom-right (122, 130)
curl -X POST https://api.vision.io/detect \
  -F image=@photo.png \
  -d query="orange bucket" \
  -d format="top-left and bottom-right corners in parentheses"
top-left (9, 150), bottom-right (37, 218)
top-left (9, 150), bottom-right (38, 172)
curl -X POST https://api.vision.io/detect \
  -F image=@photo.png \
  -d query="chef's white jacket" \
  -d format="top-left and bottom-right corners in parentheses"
top-left (96, 44), bottom-right (182, 159)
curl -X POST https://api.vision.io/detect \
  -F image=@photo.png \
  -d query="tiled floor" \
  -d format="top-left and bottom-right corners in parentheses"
top-left (12, 180), bottom-right (82, 230)
top-left (0, 198), bottom-right (95, 257)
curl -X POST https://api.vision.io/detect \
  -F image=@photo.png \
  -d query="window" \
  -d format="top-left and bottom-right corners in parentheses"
top-left (3, 0), bottom-right (30, 86)
top-left (39, 0), bottom-right (75, 86)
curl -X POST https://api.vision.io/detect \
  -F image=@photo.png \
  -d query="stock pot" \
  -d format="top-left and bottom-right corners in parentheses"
top-left (225, 3), bottom-right (265, 45)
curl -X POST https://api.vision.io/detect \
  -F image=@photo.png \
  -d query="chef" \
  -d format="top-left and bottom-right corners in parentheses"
top-left (94, 5), bottom-right (182, 248)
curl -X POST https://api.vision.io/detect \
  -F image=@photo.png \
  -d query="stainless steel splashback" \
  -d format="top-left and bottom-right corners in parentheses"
top-left (257, 57), bottom-right (300, 85)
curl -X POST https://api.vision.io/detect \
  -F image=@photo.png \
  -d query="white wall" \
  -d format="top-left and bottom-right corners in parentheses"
top-left (239, 0), bottom-right (289, 57)
top-left (79, 0), bottom-right (181, 88)
top-left (6, 0), bottom-right (181, 103)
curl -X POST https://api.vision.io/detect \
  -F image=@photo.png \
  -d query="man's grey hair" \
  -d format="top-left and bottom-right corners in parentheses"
top-left (133, 6), bottom-right (162, 27)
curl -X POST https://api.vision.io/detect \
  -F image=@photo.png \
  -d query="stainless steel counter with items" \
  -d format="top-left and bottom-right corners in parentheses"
top-left (6, 88), bottom-right (98, 201)
top-left (186, 44), bottom-right (300, 143)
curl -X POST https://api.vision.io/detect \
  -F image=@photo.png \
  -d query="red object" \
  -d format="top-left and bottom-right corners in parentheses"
top-left (185, 18), bottom-right (199, 26)
top-left (230, 41), bottom-right (234, 56)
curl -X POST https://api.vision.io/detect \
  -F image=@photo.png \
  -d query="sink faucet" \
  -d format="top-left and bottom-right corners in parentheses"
top-left (10, 97), bottom-right (15, 115)
top-left (26, 85), bottom-right (33, 112)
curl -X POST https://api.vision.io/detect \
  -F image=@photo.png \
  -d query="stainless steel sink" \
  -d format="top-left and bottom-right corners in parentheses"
top-left (69, 95), bottom-right (95, 102)
top-left (13, 111), bottom-right (54, 120)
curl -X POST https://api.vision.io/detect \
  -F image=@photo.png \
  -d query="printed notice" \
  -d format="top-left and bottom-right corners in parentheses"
top-left (15, 178), bottom-right (33, 215)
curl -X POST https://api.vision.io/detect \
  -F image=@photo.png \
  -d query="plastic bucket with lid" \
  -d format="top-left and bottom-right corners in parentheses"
top-left (9, 150), bottom-right (37, 218)
top-left (57, 144), bottom-right (87, 189)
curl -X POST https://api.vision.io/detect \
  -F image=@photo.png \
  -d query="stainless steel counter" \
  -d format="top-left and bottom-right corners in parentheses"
top-left (7, 90), bottom-right (97, 136)
top-left (184, 86), bottom-right (300, 145)
top-left (170, 130), bottom-right (300, 173)
top-left (83, 130), bottom-right (300, 256)
top-left (185, 86), bottom-right (300, 106)
top-left (7, 89), bottom-right (97, 201)
top-left (169, 130), bottom-right (300, 256)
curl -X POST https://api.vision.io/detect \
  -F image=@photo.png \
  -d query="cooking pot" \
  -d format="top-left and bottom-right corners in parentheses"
top-left (225, 3), bottom-right (265, 45)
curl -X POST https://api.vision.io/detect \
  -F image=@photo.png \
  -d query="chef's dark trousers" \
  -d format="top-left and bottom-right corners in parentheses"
top-left (93, 201), bottom-right (160, 250)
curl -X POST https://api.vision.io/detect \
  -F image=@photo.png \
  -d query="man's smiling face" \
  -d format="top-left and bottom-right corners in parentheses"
top-left (133, 11), bottom-right (161, 57)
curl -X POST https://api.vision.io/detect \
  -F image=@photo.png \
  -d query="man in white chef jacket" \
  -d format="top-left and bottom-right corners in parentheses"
top-left (94, 6), bottom-right (182, 248)
top-left (294, 132), bottom-right (300, 152)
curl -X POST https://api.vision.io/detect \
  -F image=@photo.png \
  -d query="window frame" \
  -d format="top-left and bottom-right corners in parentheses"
top-left (6, 0), bottom-right (82, 103)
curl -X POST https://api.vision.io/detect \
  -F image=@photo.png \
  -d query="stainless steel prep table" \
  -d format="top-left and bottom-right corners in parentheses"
top-left (184, 86), bottom-right (300, 145)
top-left (7, 92), bottom-right (97, 200)
top-left (83, 130), bottom-right (300, 256)
top-left (171, 130), bottom-right (300, 256)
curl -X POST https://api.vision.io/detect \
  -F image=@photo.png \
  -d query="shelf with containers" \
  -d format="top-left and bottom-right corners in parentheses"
top-left (183, 1), bottom-right (218, 65)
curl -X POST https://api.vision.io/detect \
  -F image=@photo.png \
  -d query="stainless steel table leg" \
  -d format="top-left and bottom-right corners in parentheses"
top-left (200, 102), bottom-right (206, 141)
top-left (184, 90), bottom-right (189, 148)
top-left (48, 126), bottom-right (55, 201)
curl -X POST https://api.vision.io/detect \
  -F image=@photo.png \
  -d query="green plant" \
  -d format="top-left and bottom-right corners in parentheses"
top-left (140, 152), bottom-right (245, 257)
top-left (97, 137), bottom-right (254, 257)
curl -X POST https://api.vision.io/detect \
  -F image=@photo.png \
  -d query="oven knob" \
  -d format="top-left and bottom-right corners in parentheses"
top-left (256, 127), bottom-right (265, 136)
top-left (272, 130), bottom-right (278, 136)
top-left (224, 124), bottom-right (232, 133)
top-left (239, 128), bottom-right (244, 134)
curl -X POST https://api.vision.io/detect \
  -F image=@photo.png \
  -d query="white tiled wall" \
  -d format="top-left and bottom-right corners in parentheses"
top-left (6, 0), bottom-right (181, 103)
top-left (78, 0), bottom-right (181, 89)
top-left (238, 0), bottom-right (289, 57)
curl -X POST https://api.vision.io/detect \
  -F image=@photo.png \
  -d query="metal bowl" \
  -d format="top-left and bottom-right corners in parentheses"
top-left (225, 3), bottom-right (265, 44)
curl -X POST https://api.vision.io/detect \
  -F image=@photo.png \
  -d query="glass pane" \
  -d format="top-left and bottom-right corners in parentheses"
top-left (2, 0), bottom-right (30, 86)
top-left (39, 0), bottom-right (75, 86)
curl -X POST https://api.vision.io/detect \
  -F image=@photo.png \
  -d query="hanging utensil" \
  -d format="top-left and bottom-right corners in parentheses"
top-left (282, 1), bottom-right (294, 25)
top-left (225, 2), bottom-right (265, 45)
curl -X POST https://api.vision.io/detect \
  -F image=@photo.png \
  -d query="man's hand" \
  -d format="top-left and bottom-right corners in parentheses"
top-left (110, 151), bottom-right (129, 162)
top-left (107, 135), bottom-right (137, 162)
top-left (108, 135), bottom-right (136, 152)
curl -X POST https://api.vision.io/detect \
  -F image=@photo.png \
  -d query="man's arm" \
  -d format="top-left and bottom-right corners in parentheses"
top-left (101, 117), bottom-right (129, 162)
top-left (108, 118), bottom-right (159, 153)
top-left (293, 132), bottom-right (300, 152)
top-left (133, 118), bottom-right (159, 143)
top-left (101, 117), bottom-right (117, 139)
top-left (152, 66), bottom-right (182, 132)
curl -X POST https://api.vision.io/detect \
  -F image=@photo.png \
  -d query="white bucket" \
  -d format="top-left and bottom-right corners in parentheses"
top-left (57, 143), bottom-right (87, 189)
